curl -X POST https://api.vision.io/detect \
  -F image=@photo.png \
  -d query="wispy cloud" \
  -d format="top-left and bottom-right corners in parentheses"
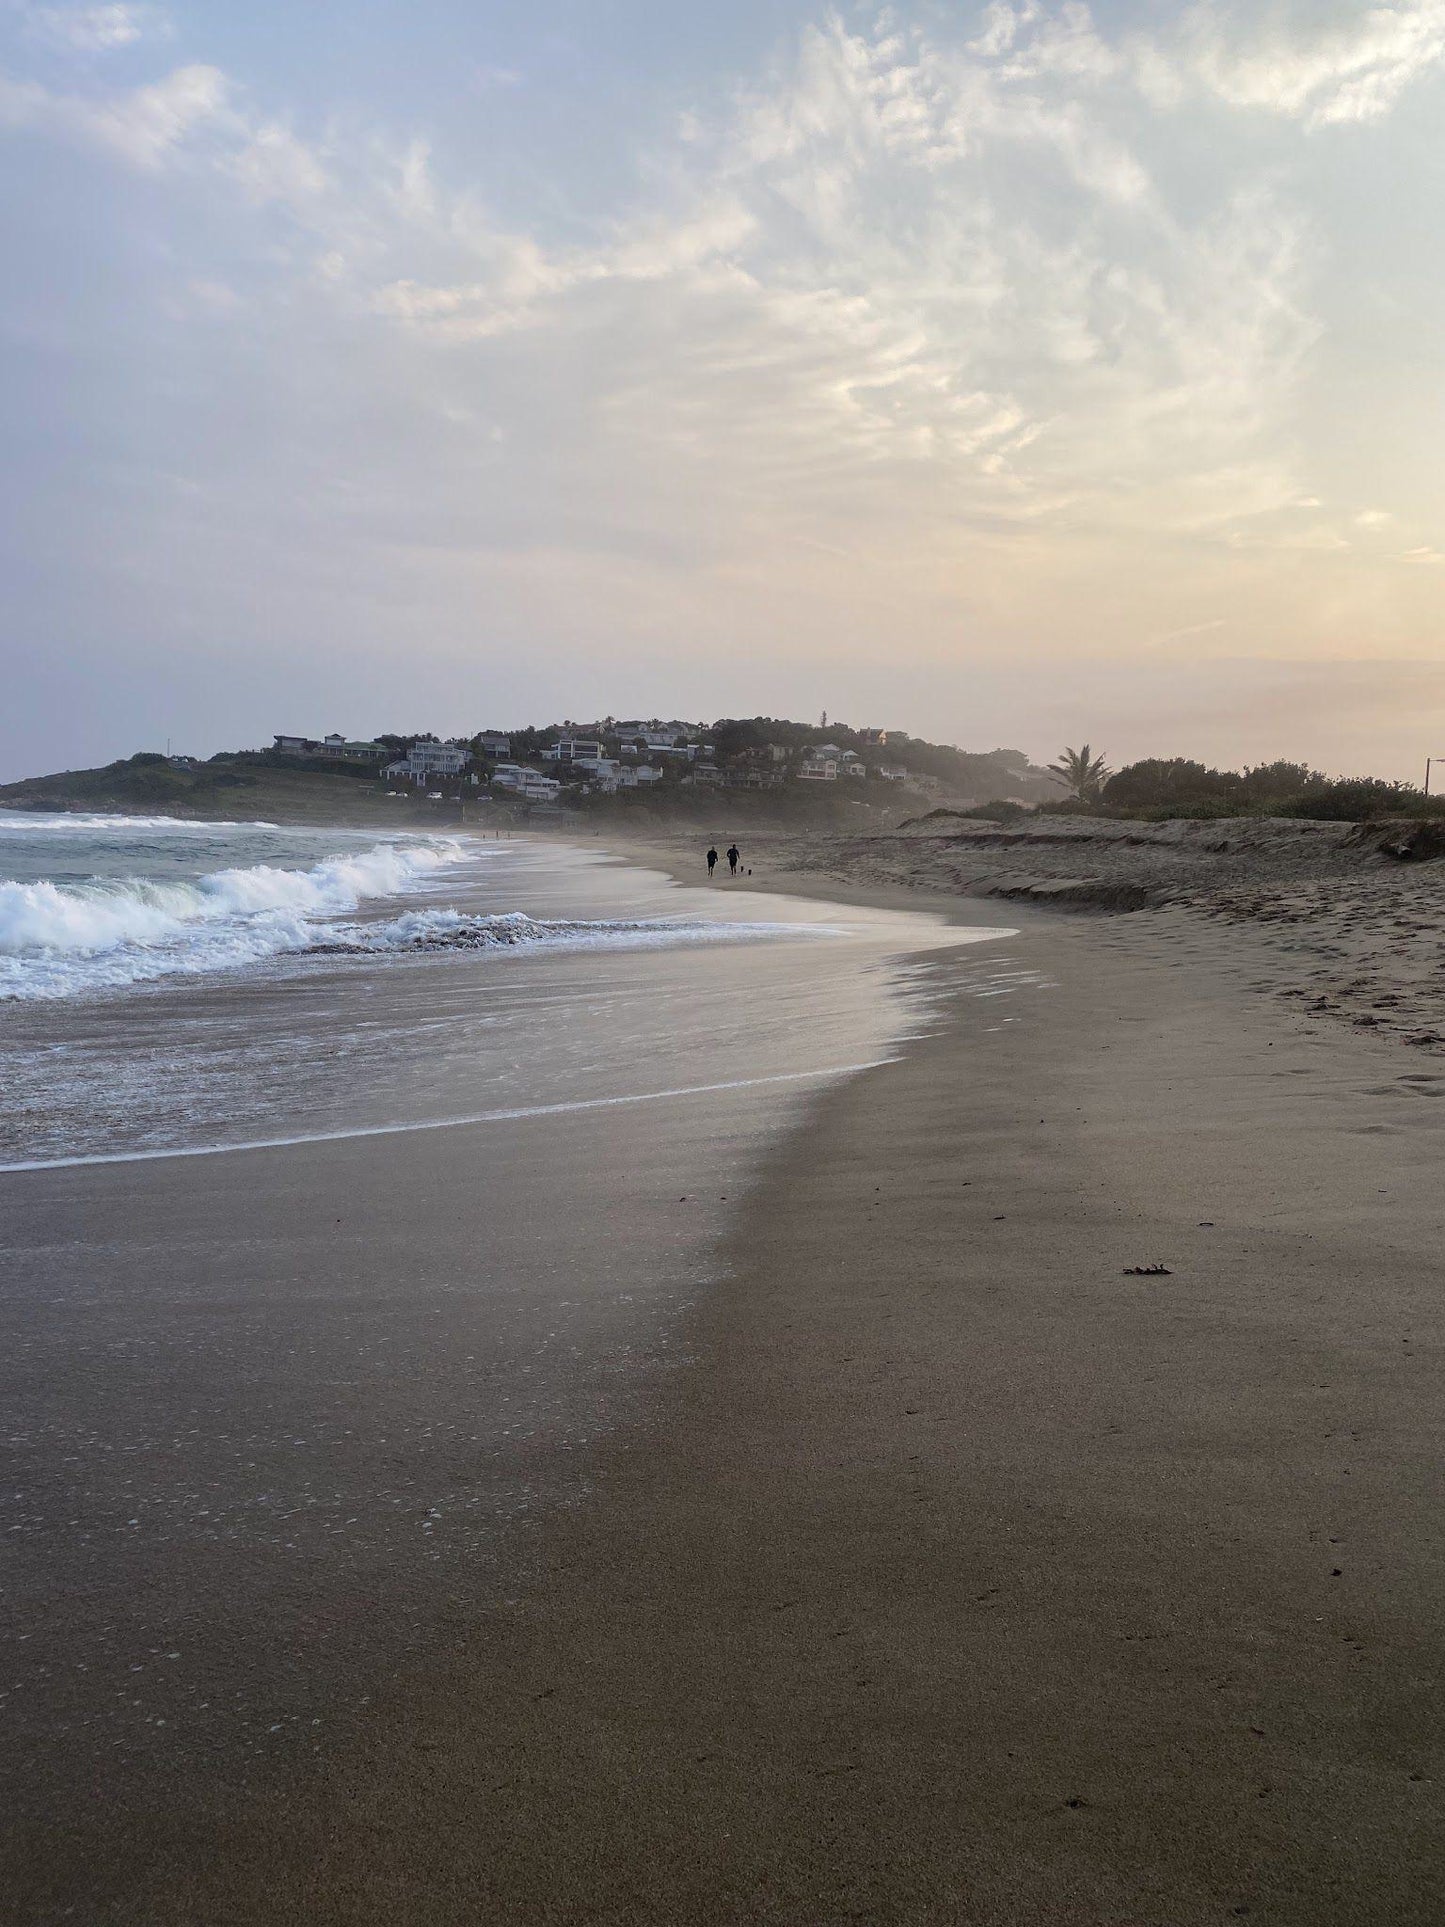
top-left (471, 62), bottom-right (521, 94)
top-left (1174, 0), bottom-right (1445, 128)
top-left (1149, 617), bottom-right (1228, 649)
top-left (2, 1), bottom-right (1445, 777)
top-left (22, 4), bottom-right (164, 54)
top-left (350, 10), bottom-right (1319, 548)
top-left (0, 59), bottom-right (223, 165)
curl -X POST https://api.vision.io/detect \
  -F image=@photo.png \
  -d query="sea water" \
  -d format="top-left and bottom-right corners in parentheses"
top-left (0, 814), bottom-right (1011, 1167)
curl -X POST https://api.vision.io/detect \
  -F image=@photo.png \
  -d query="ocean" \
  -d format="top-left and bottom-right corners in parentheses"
top-left (0, 813), bottom-right (1014, 1168)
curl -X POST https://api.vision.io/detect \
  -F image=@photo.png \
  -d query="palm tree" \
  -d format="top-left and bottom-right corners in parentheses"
top-left (1048, 744), bottom-right (1112, 803)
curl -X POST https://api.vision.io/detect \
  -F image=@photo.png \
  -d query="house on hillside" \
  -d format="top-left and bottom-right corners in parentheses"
top-left (476, 731), bottom-right (511, 758)
top-left (797, 744), bottom-right (866, 782)
top-left (491, 765), bottom-right (561, 801)
top-left (385, 740), bottom-right (471, 782)
top-left (578, 759), bottom-right (623, 789)
top-left (723, 765), bottom-right (783, 790)
top-left (316, 733), bottom-right (387, 761)
top-left (273, 732), bottom-right (385, 761)
top-left (542, 736), bottom-right (605, 763)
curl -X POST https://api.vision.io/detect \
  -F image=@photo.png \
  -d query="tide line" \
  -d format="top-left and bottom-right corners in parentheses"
top-left (0, 1060), bottom-right (900, 1175)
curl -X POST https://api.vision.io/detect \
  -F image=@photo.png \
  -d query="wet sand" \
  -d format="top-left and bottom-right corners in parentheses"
top-left (6, 851), bottom-right (1445, 1922)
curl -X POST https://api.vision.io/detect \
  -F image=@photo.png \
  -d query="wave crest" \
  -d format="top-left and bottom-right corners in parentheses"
top-left (0, 841), bottom-right (469, 999)
top-left (312, 909), bottom-right (805, 956)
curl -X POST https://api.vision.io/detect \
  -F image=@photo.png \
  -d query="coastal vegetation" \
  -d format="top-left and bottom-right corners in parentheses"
top-left (4, 731), bottom-right (1443, 827)
top-left (1046, 743), bottom-right (1113, 803)
top-left (1025, 748), bottom-right (1445, 822)
top-left (1096, 756), bottom-right (1445, 822)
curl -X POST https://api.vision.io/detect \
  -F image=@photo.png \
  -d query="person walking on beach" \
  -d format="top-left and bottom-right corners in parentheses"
top-left (727, 844), bottom-right (740, 876)
top-left (706, 846), bottom-right (718, 878)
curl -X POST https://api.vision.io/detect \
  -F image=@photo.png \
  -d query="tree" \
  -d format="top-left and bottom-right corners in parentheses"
top-left (1047, 744), bottom-right (1112, 803)
top-left (1103, 757), bottom-right (1234, 810)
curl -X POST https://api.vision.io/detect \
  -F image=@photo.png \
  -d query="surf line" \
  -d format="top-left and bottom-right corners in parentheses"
top-left (0, 1061), bottom-right (901, 1175)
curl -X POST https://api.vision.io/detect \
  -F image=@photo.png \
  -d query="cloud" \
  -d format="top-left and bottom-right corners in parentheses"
top-left (965, 1), bottom-right (1445, 129)
top-left (82, 58), bottom-right (221, 163)
top-left (355, 8), bottom-right (1319, 553)
top-left (0, 59), bottom-right (224, 165)
top-left (1150, 617), bottom-right (1228, 649)
top-left (225, 118), bottom-right (330, 205)
top-left (1166, 1), bottom-right (1445, 128)
top-left (4, 1), bottom-right (1445, 779)
top-left (471, 62), bottom-right (521, 93)
top-left (0, 4), bottom-right (1329, 548)
top-left (23, 3), bottom-right (161, 52)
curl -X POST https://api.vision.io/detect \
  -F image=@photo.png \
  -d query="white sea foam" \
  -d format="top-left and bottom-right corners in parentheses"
top-left (321, 907), bottom-right (827, 956)
top-left (0, 811), bottom-right (281, 833)
top-left (0, 841), bottom-right (471, 999)
top-left (0, 842), bottom-right (828, 1000)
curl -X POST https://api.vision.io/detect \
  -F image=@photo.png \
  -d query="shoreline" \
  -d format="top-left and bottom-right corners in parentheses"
top-left (6, 833), bottom-right (1445, 1921)
top-left (0, 840), bottom-right (990, 1924)
top-left (299, 875), bottom-right (1444, 1924)
top-left (206, 851), bottom-right (1445, 1921)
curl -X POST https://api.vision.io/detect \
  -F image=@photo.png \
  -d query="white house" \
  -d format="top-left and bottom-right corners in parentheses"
top-left (617, 765), bottom-right (664, 789)
top-left (385, 740), bottom-right (470, 781)
top-left (576, 757), bottom-right (622, 782)
top-left (491, 765), bottom-right (562, 801)
top-left (543, 737), bottom-right (605, 763)
top-left (798, 744), bottom-right (866, 782)
top-left (798, 746), bottom-right (841, 780)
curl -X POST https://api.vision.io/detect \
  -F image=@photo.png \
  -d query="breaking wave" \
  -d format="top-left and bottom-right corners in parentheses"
top-left (0, 841), bottom-right (470, 1000)
top-left (311, 908), bottom-right (815, 957)
top-left (0, 811), bottom-right (281, 833)
top-left (0, 852), bottom-right (818, 1001)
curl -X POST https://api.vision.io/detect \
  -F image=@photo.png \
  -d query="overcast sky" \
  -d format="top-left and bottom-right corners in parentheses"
top-left (2, 0), bottom-right (1444, 781)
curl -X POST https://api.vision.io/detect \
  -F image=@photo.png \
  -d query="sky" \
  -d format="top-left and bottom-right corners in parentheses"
top-left (2, 0), bottom-right (1444, 782)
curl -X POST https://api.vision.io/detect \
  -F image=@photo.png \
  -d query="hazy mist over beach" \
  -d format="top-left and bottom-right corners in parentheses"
top-left (3, 1), bottom-right (1445, 778)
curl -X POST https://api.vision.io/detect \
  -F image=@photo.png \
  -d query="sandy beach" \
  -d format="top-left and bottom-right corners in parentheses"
top-left (5, 831), bottom-right (1445, 1923)
top-left (599, 813), bottom-right (1445, 1053)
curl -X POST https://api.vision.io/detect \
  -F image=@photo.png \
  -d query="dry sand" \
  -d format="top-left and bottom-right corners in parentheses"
top-left (616, 814), bottom-right (1445, 1052)
top-left (7, 831), bottom-right (1445, 1923)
